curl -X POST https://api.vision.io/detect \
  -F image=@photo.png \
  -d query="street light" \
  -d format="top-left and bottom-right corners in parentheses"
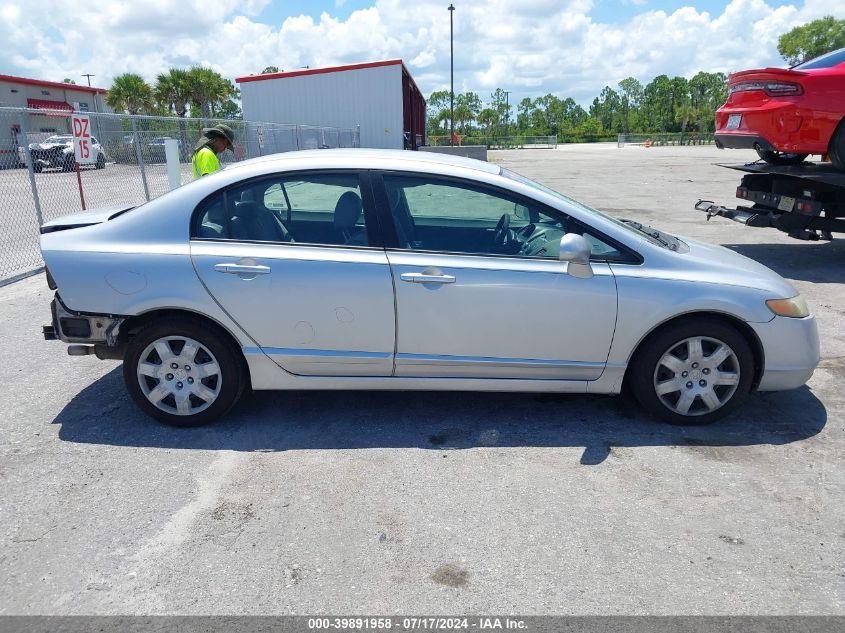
top-left (504, 90), bottom-right (511, 136)
top-left (448, 3), bottom-right (455, 146)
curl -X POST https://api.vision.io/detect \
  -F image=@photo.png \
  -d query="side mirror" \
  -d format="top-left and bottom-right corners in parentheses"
top-left (558, 233), bottom-right (594, 279)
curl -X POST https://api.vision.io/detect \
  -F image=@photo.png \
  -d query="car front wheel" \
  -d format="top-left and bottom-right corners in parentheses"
top-left (630, 317), bottom-right (755, 425)
top-left (123, 318), bottom-right (245, 426)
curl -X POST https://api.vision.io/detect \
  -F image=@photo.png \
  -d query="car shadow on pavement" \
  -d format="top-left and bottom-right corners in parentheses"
top-left (724, 240), bottom-right (845, 284)
top-left (52, 367), bottom-right (827, 465)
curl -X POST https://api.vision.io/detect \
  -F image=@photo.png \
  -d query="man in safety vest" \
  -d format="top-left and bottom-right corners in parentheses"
top-left (192, 124), bottom-right (235, 179)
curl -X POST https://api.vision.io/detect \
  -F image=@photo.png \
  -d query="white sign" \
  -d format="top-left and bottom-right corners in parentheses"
top-left (71, 114), bottom-right (95, 164)
top-left (257, 126), bottom-right (265, 150)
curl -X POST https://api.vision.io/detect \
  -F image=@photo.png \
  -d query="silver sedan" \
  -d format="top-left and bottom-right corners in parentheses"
top-left (40, 149), bottom-right (819, 426)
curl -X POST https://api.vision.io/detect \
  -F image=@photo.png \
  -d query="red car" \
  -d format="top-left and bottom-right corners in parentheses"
top-left (715, 47), bottom-right (845, 169)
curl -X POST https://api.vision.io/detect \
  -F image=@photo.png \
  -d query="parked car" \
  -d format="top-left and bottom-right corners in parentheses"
top-left (40, 150), bottom-right (819, 427)
top-left (715, 47), bottom-right (845, 168)
top-left (27, 134), bottom-right (106, 172)
top-left (117, 135), bottom-right (181, 163)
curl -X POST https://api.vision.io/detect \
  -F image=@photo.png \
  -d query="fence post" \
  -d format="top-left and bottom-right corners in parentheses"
top-left (295, 125), bottom-right (302, 151)
top-left (131, 118), bottom-right (150, 202)
top-left (18, 112), bottom-right (43, 227)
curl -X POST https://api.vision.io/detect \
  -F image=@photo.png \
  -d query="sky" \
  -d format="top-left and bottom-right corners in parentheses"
top-left (0, 0), bottom-right (842, 108)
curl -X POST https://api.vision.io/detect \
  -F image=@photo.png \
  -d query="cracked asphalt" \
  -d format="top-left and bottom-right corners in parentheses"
top-left (1, 144), bottom-right (843, 614)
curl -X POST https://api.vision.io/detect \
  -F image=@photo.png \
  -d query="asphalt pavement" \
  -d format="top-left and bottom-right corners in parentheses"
top-left (1, 144), bottom-right (843, 614)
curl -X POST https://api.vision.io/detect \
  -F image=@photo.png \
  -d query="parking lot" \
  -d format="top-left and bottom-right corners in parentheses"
top-left (1, 144), bottom-right (843, 614)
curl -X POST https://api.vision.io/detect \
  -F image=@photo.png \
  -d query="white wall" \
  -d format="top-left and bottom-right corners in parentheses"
top-left (240, 64), bottom-right (404, 150)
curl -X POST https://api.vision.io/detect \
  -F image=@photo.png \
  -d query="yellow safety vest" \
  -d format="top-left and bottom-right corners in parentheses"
top-left (192, 146), bottom-right (220, 179)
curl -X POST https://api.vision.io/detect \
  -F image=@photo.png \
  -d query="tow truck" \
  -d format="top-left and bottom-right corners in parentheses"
top-left (696, 162), bottom-right (845, 241)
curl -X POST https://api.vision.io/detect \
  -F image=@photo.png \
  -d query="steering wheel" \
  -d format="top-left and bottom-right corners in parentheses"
top-left (492, 213), bottom-right (511, 248)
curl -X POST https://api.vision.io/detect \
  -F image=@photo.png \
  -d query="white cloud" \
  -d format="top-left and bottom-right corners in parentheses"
top-left (0, 0), bottom-right (842, 108)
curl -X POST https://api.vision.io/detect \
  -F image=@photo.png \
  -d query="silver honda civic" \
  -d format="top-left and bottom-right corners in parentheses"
top-left (40, 149), bottom-right (819, 426)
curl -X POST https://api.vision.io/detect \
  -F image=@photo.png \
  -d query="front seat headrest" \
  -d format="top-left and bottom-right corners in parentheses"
top-left (333, 191), bottom-right (363, 231)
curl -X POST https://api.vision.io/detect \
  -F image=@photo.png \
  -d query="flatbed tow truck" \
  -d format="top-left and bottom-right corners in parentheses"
top-left (696, 162), bottom-right (845, 241)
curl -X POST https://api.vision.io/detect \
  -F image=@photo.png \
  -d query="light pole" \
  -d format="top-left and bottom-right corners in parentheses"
top-left (504, 90), bottom-right (511, 136)
top-left (82, 73), bottom-right (95, 87)
top-left (448, 3), bottom-right (455, 146)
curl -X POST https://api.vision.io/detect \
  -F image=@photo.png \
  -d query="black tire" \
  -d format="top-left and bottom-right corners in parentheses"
top-left (123, 317), bottom-right (246, 427)
top-left (95, 154), bottom-right (105, 169)
top-left (755, 147), bottom-right (808, 165)
top-left (62, 157), bottom-right (75, 172)
top-left (828, 121), bottom-right (845, 171)
top-left (629, 317), bottom-right (755, 426)
top-left (33, 162), bottom-right (43, 173)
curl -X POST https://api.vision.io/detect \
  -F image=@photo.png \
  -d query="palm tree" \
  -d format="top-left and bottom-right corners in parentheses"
top-left (187, 66), bottom-right (231, 119)
top-left (477, 108), bottom-right (499, 136)
top-left (454, 104), bottom-right (473, 136)
top-left (106, 73), bottom-right (153, 114)
top-left (155, 69), bottom-right (193, 157)
top-left (155, 68), bottom-right (191, 118)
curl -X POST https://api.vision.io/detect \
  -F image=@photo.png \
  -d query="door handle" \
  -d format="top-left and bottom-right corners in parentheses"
top-left (214, 263), bottom-right (271, 275)
top-left (400, 272), bottom-right (456, 284)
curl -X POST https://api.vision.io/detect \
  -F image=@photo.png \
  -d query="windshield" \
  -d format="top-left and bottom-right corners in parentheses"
top-left (45, 136), bottom-right (72, 143)
top-left (500, 167), bottom-right (680, 250)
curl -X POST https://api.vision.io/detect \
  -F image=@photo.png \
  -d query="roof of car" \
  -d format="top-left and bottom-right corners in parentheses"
top-left (226, 148), bottom-right (502, 176)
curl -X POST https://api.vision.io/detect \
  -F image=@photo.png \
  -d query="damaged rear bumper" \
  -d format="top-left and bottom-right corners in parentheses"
top-left (44, 295), bottom-right (126, 359)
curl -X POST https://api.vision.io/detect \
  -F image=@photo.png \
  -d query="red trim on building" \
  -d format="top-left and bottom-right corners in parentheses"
top-left (236, 59), bottom-right (421, 92)
top-left (26, 98), bottom-right (74, 117)
top-left (0, 73), bottom-right (107, 94)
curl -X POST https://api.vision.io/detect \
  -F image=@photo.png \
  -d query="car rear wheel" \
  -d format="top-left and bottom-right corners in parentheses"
top-left (123, 318), bottom-right (246, 426)
top-left (629, 317), bottom-right (755, 425)
top-left (62, 156), bottom-right (76, 172)
top-left (755, 147), bottom-right (808, 166)
top-left (95, 154), bottom-right (105, 169)
top-left (828, 121), bottom-right (845, 171)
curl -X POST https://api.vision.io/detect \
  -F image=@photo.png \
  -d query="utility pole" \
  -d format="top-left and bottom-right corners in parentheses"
top-left (448, 3), bottom-right (455, 146)
top-left (504, 90), bottom-right (511, 136)
top-left (82, 74), bottom-right (95, 87)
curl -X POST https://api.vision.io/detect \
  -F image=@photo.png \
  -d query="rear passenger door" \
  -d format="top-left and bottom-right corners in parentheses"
top-left (190, 171), bottom-right (396, 377)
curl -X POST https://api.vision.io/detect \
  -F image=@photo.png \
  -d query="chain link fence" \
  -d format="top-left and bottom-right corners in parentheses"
top-left (0, 107), bottom-right (360, 285)
top-left (617, 132), bottom-right (715, 147)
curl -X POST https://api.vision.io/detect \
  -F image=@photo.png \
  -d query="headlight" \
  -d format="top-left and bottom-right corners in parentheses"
top-left (766, 295), bottom-right (809, 318)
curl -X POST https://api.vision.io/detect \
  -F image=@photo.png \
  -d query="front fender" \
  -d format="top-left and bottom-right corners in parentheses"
top-left (608, 275), bottom-right (775, 366)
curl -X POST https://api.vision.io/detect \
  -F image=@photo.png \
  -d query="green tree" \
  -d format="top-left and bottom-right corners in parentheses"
top-left (642, 74), bottom-right (675, 132)
top-left (578, 117), bottom-right (603, 137)
top-left (516, 97), bottom-right (537, 131)
top-left (62, 78), bottom-right (76, 84)
top-left (490, 88), bottom-right (512, 133)
top-left (456, 91), bottom-right (482, 133)
top-left (106, 73), bottom-right (153, 115)
top-left (187, 66), bottom-right (231, 118)
top-left (262, 66), bottom-right (280, 74)
top-left (155, 68), bottom-right (191, 117)
top-left (477, 108), bottom-right (498, 135)
top-left (778, 16), bottom-right (845, 65)
top-left (427, 90), bottom-right (451, 134)
top-left (454, 103), bottom-right (473, 135)
top-left (618, 77), bottom-right (643, 133)
top-left (155, 68), bottom-right (192, 153)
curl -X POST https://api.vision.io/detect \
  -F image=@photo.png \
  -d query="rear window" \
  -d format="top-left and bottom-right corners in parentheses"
top-left (793, 48), bottom-right (845, 70)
